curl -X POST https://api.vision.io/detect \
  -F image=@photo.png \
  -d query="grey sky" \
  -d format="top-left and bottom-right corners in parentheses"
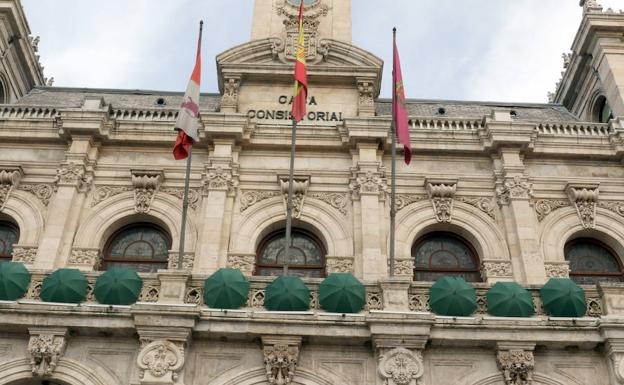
top-left (22, 0), bottom-right (623, 103)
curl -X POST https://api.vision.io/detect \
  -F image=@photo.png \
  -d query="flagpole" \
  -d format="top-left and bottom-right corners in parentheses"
top-left (389, 27), bottom-right (397, 278)
top-left (178, 144), bottom-right (193, 269)
top-left (283, 118), bottom-right (298, 276)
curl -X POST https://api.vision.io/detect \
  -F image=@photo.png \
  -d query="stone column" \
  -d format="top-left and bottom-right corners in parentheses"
top-left (350, 143), bottom-right (388, 280)
top-left (494, 150), bottom-right (546, 285)
top-left (194, 140), bottom-right (238, 274)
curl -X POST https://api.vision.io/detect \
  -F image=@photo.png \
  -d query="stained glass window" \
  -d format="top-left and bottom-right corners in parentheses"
top-left (288, 0), bottom-right (319, 7)
top-left (0, 222), bottom-right (18, 261)
top-left (256, 229), bottom-right (325, 278)
top-left (599, 98), bottom-right (613, 123)
top-left (102, 224), bottom-right (170, 273)
top-left (412, 232), bottom-right (481, 282)
top-left (565, 238), bottom-right (623, 285)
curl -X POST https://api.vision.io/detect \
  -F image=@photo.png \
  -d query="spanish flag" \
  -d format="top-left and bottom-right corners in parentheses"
top-left (291, 1), bottom-right (308, 122)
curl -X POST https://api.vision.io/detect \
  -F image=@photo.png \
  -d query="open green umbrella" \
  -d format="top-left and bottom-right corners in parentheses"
top-left (40, 268), bottom-right (88, 304)
top-left (93, 267), bottom-right (143, 305)
top-left (0, 262), bottom-right (31, 301)
top-left (486, 282), bottom-right (534, 317)
top-left (429, 276), bottom-right (477, 316)
top-left (319, 273), bottom-right (365, 313)
top-left (203, 268), bottom-right (250, 309)
top-left (540, 278), bottom-right (586, 317)
top-left (265, 276), bottom-right (309, 311)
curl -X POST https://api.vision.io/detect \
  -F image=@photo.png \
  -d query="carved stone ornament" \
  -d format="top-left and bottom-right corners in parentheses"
top-left (496, 349), bottom-right (534, 385)
top-left (227, 254), bottom-right (256, 276)
top-left (308, 192), bottom-right (348, 215)
top-left (18, 183), bottom-right (56, 206)
top-left (395, 194), bottom-right (426, 211)
top-left (160, 187), bottom-right (200, 210)
top-left (263, 343), bottom-right (300, 385)
top-left (220, 76), bottom-right (240, 111)
top-left (457, 196), bottom-right (496, 219)
top-left (598, 201), bottom-right (624, 218)
top-left (481, 261), bottom-right (513, 279)
top-left (544, 262), bottom-right (570, 278)
top-left (580, 0), bottom-right (603, 13)
top-left (167, 252), bottom-right (194, 270)
top-left (90, 185), bottom-right (132, 207)
top-left (607, 341), bottom-right (624, 384)
top-left (68, 248), bottom-right (101, 269)
top-left (357, 78), bottom-right (375, 116)
top-left (350, 170), bottom-right (387, 200)
top-left (326, 256), bottom-right (354, 274)
top-left (27, 329), bottom-right (67, 377)
top-left (240, 190), bottom-right (281, 212)
top-left (378, 347), bottom-right (425, 385)
top-left (132, 170), bottom-right (163, 214)
top-left (566, 184), bottom-right (599, 229)
top-left (54, 163), bottom-right (92, 192)
top-left (533, 199), bottom-right (569, 222)
top-left (394, 259), bottom-right (415, 277)
top-left (427, 182), bottom-right (456, 223)
top-left (204, 166), bottom-right (237, 194)
top-left (0, 168), bottom-right (22, 211)
top-left (137, 340), bottom-right (185, 383)
top-left (279, 176), bottom-right (309, 219)
top-left (12, 245), bottom-right (37, 264)
top-left (496, 176), bottom-right (532, 206)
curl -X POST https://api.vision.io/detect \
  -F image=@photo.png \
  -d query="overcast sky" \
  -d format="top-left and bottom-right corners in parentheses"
top-left (21, 0), bottom-right (623, 103)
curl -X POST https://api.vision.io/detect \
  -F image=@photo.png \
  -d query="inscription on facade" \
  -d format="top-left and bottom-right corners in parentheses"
top-left (247, 95), bottom-right (343, 122)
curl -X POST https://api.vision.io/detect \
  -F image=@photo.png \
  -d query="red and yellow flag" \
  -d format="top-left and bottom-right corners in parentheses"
top-left (291, 1), bottom-right (308, 122)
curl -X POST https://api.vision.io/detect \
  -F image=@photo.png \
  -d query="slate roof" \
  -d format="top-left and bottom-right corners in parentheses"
top-left (16, 87), bottom-right (579, 122)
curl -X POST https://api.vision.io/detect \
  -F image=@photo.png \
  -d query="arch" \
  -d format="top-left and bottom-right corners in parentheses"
top-left (205, 367), bottom-right (349, 385)
top-left (0, 357), bottom-right (121, 385)
top-left (395, 200), bottom-right (510, 263)
top-left (412, 231), bottom-right (482, 282)
top-left (468, 372), bottom-right (574, 385)
top-left (1, 190), bottom-right (46, 245)
top-left (230, 196), bottom-right (353, 257)
top-left (540, 207), bottom-right (624, 264)
top-left (72, 192), bottom-right (196, 252)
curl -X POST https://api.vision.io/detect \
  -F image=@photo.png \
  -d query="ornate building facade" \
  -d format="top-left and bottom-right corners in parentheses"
top-left (1, 0), bottom-right (624, 384)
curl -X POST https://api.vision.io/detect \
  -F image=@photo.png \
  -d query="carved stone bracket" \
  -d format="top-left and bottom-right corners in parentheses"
top-left (607, 340), bottom-right (624, 384)
top-left (0, 167), bottom-right (22, 211)
top-left (262, 336), bottom-right (302, 385)
top-left (566, 184), bottom-right (599, 229)
top-left (481, 260), bottom-right (513, 280)
top-left (426, 180), bottom-right (456, 222)
top-left (137, 339), bottom-right (186, 384)
top-left (132, 170), bottom-right (163, 214)
top-left (326, 256), bottom-right (355, 274)
top-left (220, 75), bottom-right (241, 112)
top-left (12, 245), bottom-right (38, 264)
top-left (167, 252), bottom-right (194, 270)
top-left (18, 183), bottom-right (56, 206)
top-left (496, 176), bottom-right (532, 206)
top-left (496, 343), bottom-right (535, 385)
top-left (544, 262), bottom-right (570, 278)
top-left (533, 199), bottom-right (569, 222)
top-left (204, 165), bottom-right (238, 196)
top-left (27, 328), bottom-right (68, 377)
top-left (378, 347), bottom-right (425, 385)
top-left (68, 248), bottom-right (101, 270)
top-left (240, 190), bottom-right (281, 212)
top-left (350, 170), bottom-right (387, 201)
top-left (279, 175), bottom-right (309, 219)
top-left (227, 253), bottom-right (256, 276)
top-left (357, 78), bottom-right (375, 117)
top-left (54, 163), bottom-right (92, 193)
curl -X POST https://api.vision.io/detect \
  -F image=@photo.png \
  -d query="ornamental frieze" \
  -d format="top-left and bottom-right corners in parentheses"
top-left (18, 183), bottom-right (56, 206)
top-left (544, 262), bottom-right (570, 278)
top-left (167, 252), bottom-right (194, 270)
top-left (161, 187), bottom-right (200, 210)
top-left (456, 196), bottom-right (496, 219)
top-left (226, 254), bottom-right (256, 276)
top-left (90, 185), bottom-right (132, 207)
top-left (326, 256), bottom-right (354, 274)
top-left (12, 245), bottom-right (37, 264)
top-left (240, 190), bottom-right (281, 212)
top-left (395, 194), bottom-right (426, 211)
top-left (308, 192), bottom-right (348, 215)
top-left (68, 248), bottom-right (101, 269)
top-left (481, 261), bottom-right (513, 279)
top-left (533, 199), bottom-right (569, 222)
top-left (378, 347), bottom-right (425, 385)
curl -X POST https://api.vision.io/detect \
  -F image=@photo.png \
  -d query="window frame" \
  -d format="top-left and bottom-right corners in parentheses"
top-left (255, 228), bottom-right (326, 277)
top-left (412, 231), bottom-right (482, 282)
top-left (0, 221), bottom-right (19, 261)
top-left (564, 237), bottom-right (624, 282)
top-left (101, 223), bottom-right (171, 271)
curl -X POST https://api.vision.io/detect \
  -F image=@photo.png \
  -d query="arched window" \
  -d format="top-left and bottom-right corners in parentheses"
top-left (0, 221), bottom-right (18, 262)
top-left (256, 229), bottom-right (326, 278)
top-left (594, 96), bottom-right (614, 123)
top-left (102, 223), bottom-right (171, 273)
top-left (412, 232), bottom-right (481, 282)
top-left (565, 238), bottom-right (623, 285)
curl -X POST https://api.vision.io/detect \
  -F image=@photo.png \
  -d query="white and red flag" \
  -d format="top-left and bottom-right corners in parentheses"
top-left (173, 22), bottom-right (203, 160)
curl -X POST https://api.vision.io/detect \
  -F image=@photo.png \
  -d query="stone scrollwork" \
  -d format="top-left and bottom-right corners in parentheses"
top-left (496, 176), bottom-right (532, 206)
top-left (54, 163), bottom-right (92, 192)
top-left (132, 170), bottom-right (163, 214)
top-left (394, 259), bottom-right (415, 277)
top-left (90, 185), bottom-right (132, 207)
top-left (68, 248), bottom-right (101, 269)
top-left (481, 261), bottom-right (513, 279)
top-left (262, 338), bottom-right (301, 385)
top-left (137, 340), bottom-right (185, 383)
top-left (279, 176), bottom-right (309, 219)
top-left (308, 192), bottom-right (348, 215)
top-left (457, 196), bottom-right (496, 219)
top-left (598, 201), bottom-right (624, 218)
top-left (204, 166), bottom-right (237, 194)
top-left (496, 349), bottom-right (534, 385)
top-left (427, 182), bottom-right (456, 223)
top-left (167, 252), bottom-right (194, 270)
top-left (160, 187), bottom-right (200, 210)
top-left (533, 199), bottom-right (569, 222)
top-left (378, 347), bottom-right (425, 385)
top-left (395, 194), bottom-right (426, 211)
top-left (326, 256), bottom-right (354, 274)
top-left (566, 184), bottom-right (599, 229)
top-left (240, 190), bottom-right (281, 212)
top-left (0, 168), bottom-right (22, 211)
top-left (18, 183), bottom-right (56, 206)
top-left (27, 329), bottom-right (68, 377)
top-left (227, 254), bottom-right (256, 276)
top-left (544, 262), bottom-right (570, 278)
top-left (12, 245), bottom-right (38, 264)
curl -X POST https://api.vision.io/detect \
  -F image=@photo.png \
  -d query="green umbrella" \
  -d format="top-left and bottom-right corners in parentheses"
top-left (40, 268), bottom-right (88, 304)
top-left (429, 276), bottom-right (477, 316)
top-left (0, 262), bottom-right (31, 301)
top-left (93, 267), bottom-right (143, 305)
top-left (540, 278), bottom-right (586, 317)
top-left (203, 268), bottom-right (250, 309)
top-left (486, 282), bottom-right (534, 317)
top-left (319, 273), bottom-right (365, 313)
top-left (265, 276), bottom-right (310, 311)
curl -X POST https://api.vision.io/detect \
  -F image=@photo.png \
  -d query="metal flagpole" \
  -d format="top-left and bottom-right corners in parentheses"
top-left (389, 28), bottom-right (397, 278)
top-left (178, 144), bottom-right (193, 269)
top-left (283, 118), bottom-right (298, 276)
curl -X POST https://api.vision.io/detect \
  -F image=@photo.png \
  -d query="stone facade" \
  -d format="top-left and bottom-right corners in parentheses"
top-left (0, 1), bottom-right (623, 385)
